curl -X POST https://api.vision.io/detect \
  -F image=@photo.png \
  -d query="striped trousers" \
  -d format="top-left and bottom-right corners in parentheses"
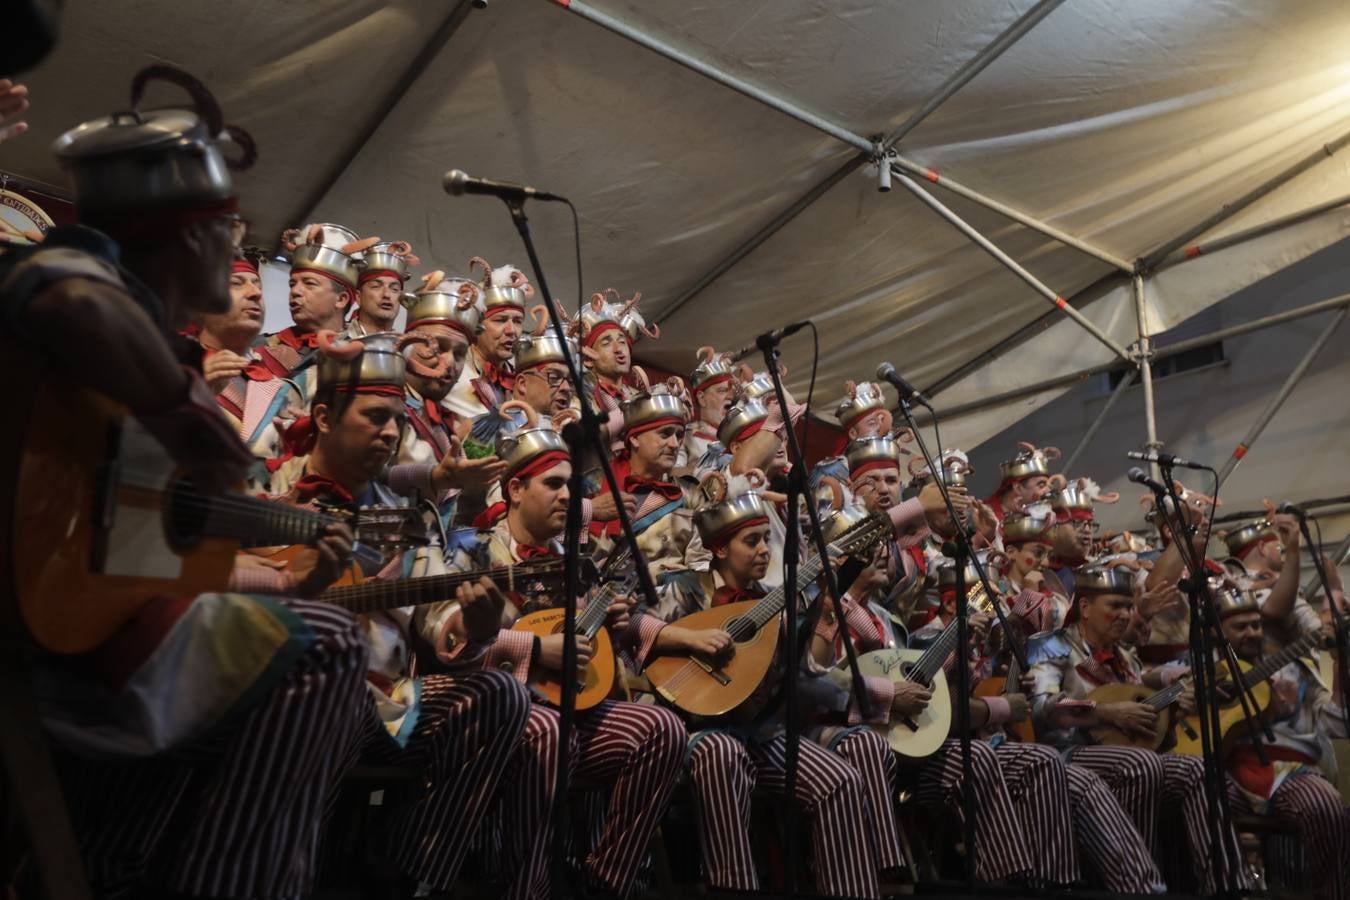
top-left (495, 699), bottom-right (685, 900)
top-left (913, 738), bottom-right (1033, 884)
top-left (992, 743), bottom-right (1078, 887)
top-left (1233, 772), bottom-right (1350, 900)
top-left (1063, 763), bottom-right (1165, 892)
top-left (59, 598), bottom-right (369, 900)
top-left (830, 728), bottom-right (905, 873)
top-left (687, 731), bottom-right (880, 898)
top-left (362, 669), bottom-right (532, 891)
top-left (1068, 745), bottom-right (1247, 894)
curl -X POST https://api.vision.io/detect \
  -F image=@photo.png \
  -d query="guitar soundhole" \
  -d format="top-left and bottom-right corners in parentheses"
top-left (164, 479), bottom-right (208, 552)
top-left (723, 617), bottom-right (757, 644)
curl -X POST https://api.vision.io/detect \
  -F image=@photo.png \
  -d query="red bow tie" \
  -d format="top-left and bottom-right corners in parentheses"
top-left (623, 473), bottom-right (684, 502)
top-left (292, 473), bottom-right (354, 505)
top-left (481, 359), bottom-right (515, 391)
top-left (517, 542), bottom-right (555, 560)
top-left (423, 400), bottom-right (450, 427)
top-left (205, 348), bottom-right (273, 382)
top-left (278, 328), bottom-right (321, 351)
top-left (712, 585), bottom-right (763, 607)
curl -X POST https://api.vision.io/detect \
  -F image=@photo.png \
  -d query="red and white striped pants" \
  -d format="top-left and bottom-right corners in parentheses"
top-left (1063, 762), bottom-right (1165, 892)
top-left (59, 598), bottom-right (369, 899)
top-left (992, 743), bottom-right (1078, 887)
top-left (1231, 772), bottom-right (1349, 900)
top-left (828, 728), bottom-right (905, 873)
top-left (912, 738), bottom-right (1034, 884)
top-left (494, 699), bottom-right (685, 900)
top-left (361, 669), bottom-right (532, 891)
top-left (687, 730), bottom-right (881, 898)
top-left (1068, 745), bottom-right (1247, 894)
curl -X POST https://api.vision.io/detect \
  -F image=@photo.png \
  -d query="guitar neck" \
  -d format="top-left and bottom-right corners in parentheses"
top-left (192, 487), bottom-right (332, 546)
top-left (1243, 633), bottom-right (1319, 687)
top-left (320, 562), bottom-right (565, 615)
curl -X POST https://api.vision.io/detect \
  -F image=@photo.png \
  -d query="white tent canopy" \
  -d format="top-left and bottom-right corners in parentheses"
top-left (9, 0), bottom-right (1350, 495)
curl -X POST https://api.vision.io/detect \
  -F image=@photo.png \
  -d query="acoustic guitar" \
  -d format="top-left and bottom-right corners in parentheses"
top-left (4, 385), bottom-right (363, 654)
top-left (1171, 631), bottom-right (1320, 757)
top-left (973, 653), bottom-right (1036, 744)
top-left (645, 512), bottom-right (891, 718)
top-left (1086, 678), bottom-right (1189, 751)
top-left (512, 546), bottom-right (635, 710)
top-left (318, 557), bottom-right (578, 615)
top-left (858, 582), bottom-right (996, 758)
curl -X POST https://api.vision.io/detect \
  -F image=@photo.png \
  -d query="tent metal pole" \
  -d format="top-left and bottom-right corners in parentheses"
top-left (910, 292), bottom-right (1350, 420)
top-left (1140, 130), bottom-right (1350, 272)
top-left (1216, 305), bottom-right (1349, 486)
top-left (1133, 275), bottom-right (1162, 480)
top-left (547, 0), bottom-right (1130, 275)
top-left (657, 0), bottom-right (1067, 325)
top-left (889, 158), bottom-right (1134, 273)
top-left (1157, 194), bottom-right (1350, 271)
top-left (882, 0), bottom-right (1067, 146)
top-left (1062, 364), bottom-right (1136, 473)
top-left (281, 0), bottom-right (477, 233)
top-left (895, 171), bottom-right (1134, 361)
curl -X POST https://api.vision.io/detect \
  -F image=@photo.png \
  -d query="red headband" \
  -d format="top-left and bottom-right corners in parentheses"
top-left (292, 266), bottom-right (356, 295)
top-left (691, 373), bottom-right (732, 401)
top-left (359, 268), bottom-right (403, 286)
top-left (708, 515), bottom-right (769, 551)
top-left (484, 303), bottom-right (525, 320)
top-left (94, 195), bottom-right (239, 244)
top-left (850, 459), bottom-right (900, 481)
top-left (511, 449), bottom-right (570, 482)
top-left (334, 384), bottom-right (405, 397)
top-left (232, 258), bottom-right (259, 275)
top-left (627, 414), bottom-right (685, 440)
top-left (584, 320), bottom-right (627, 349)
top-left (406, 318), bottom-right (476, 343)
top-left (1054, 507), bottom-right (1094, 524)
top-left (725, 418), bottom-right (764, 446)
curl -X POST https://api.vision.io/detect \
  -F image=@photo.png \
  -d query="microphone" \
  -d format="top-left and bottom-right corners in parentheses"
top-left (1275, 501), bottom-right (1305, 519)
top-left (728, 321), bottom-right (812, 363)
top-left (1125, 449), bottom-right (1208, 470)
top-left (442, 169), bottom-right (564, 203)
top-left (876, 362), bottom-right (930, 407)
top-left (1127, 466), bottom-right (1169, 494)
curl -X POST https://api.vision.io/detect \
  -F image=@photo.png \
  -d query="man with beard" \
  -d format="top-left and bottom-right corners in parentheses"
top-left (808, 380), bottom-right (893, 515)
top-left (257, 223), bottom-right (365, 402)
top-left (194, 245), bottom-right (303, 486)
top-left (1204, 586), bottom-right (1347, 900)
top-left (445, 256), bottom-right (529, 421)
top-left (347, 239), bottom-right (418, 337)
top-left (267, 332), bottom-right (535, 899)
top-left (1029, 565), bottom-right (1246, 894)
top-left (3, 70), bottom-right (370, 900)
top-left (1219, 513), bottom-right (1325, 644)
top-left (451, 407), bottom-right (685, 900)
top-left (385, 272), bottom-right (507, 528)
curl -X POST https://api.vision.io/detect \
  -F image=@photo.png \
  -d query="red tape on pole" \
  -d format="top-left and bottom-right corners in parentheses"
top-left (1233, 443), bottom-right (1249, 460)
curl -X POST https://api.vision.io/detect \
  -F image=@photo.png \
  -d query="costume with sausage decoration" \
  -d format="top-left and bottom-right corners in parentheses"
top-left (445, 256), bottom-right (531, 421)
top-left (568, 287), bottom-right (659, 414)
top-left (346, 238), bottom-right (420, 337)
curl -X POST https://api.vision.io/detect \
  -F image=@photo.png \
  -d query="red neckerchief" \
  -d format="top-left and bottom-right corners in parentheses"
top-left (623, 471), bottom-right (684, 502)
top-left (276, 327), bottom-right (320, 351)
top-left (204, 347), bottom-right (274, 382)
top-left (712, 584), bottom-right (765, 607)
top-left (423, 399), bottom-right (450, 427)
top-left (480, 356), bottom-right (515, 392)
top-left (292, 473), bottom-right (354, 504)
top-left (516, 542), bottom-right (555, 560)
top-left (1091, 647), bottom-right (1130, 680)
top-left (596, 378), bottom-right (625, 402)
top-left (905, 544), bottom-right (926, 575)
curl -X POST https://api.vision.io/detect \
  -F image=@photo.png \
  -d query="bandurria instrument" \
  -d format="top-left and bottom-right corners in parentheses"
top-left (1086, 678), bottom-right (1189, 751)
top-left (973, 653), bottom-right (1036, 744)
top-left (645, 512), bottom-right (891, 719)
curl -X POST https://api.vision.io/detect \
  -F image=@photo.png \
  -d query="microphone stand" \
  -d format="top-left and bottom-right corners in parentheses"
top-left (891, 395), bottom-right (1022, 889)
top-left (759, 332), bottom-right (872, 897)
top-left (1153, 468), bottom-right (1250, 893)
top-left (1296, 512), bottom-right (1350, 720)
top-left (498, 196), bottom-right (664, 895)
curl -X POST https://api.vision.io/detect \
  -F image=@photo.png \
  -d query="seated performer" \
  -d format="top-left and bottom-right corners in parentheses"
top-left (1042, 476), bottom-right (1117, 598)
top-left (384, 272), bottom-right (506, 528)
top-left (808, 379), bottom-right (892, 514)
top-left (268, 331), bottom-right (533, 897)
top-left (348, 238), bottom-right (418, 337)
top-left (445, 256), bottom-right (528, 421)
top-left (1208, 584), bottom-right (1347, 899)
top-left (258, 222), bottom-right (366, 401)
top-left (999, 510), bottom-right (1066, 632)
top-left (6, 69), bottom-right (369, 900)
top-left (194, 244), bottom-right (303, 489)
top-left (1028, 564), bottom-right (1246, 893)
top-left (451, 404), bottom-right (685, 900)
top-left (643, 479), bottom-right (884, 898)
